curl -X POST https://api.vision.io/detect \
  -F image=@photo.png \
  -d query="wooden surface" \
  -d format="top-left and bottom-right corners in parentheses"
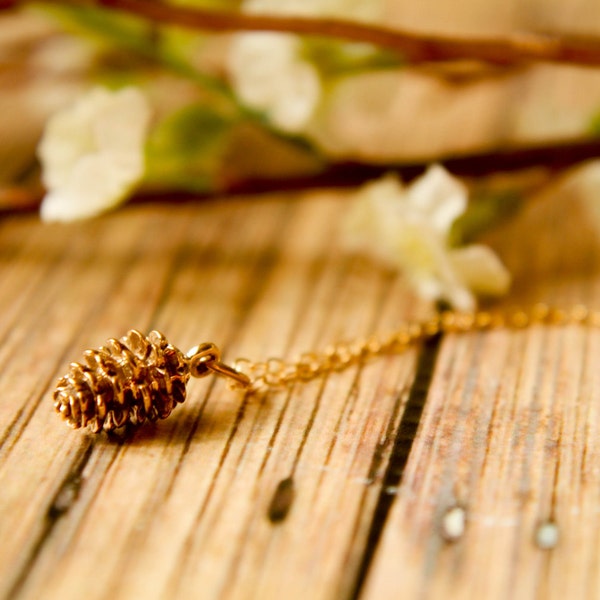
top-left (3, 2), bottom-right (600, 599)
top-left (0, 181), bottom-right (599, 600)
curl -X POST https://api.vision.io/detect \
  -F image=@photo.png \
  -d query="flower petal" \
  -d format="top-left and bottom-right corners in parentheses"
top-left (390, 224), bottom-right (476, 311)
top-left (406, 164), bottom-right (467, 233)
top-left (449, 244), bottom-right (511, 297)
top-left (93, 88), bottom-right (151, 157)
top-left (40, 154), bottom-right (142, 222)
top-left (341, 173), bottom-right (404, 255)
top-left (562, 160), bottom-right (600, 235)
top-left (38, 86), bottom-right (151, 222)
top-left (37, 94), bottom-right (98, 189)
top-left (228, 34), bottom-right (320, 132)
top-left (228, 34), bottom-right (296, 106)
top-left (341, 169), bottom-right (511, 310)
top-left (269, 62), bottom-right (321, 132)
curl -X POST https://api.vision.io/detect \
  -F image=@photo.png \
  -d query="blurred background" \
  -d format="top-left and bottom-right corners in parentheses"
top-left (2, 0), bottom-right (600, 215)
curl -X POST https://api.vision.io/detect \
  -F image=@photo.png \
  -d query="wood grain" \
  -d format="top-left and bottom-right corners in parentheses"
top-left (0, 195), bottom-right (427, 600)
top-left (0, 176), bottom-right (599, 599)
top-left (362, 177), bottom-right (600, 599)
top-left (3, 3), bottom-right (600, 599)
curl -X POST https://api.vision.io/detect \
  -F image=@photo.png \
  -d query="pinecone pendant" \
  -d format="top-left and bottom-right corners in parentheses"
top-left (53, 330), bottom-right (250, 433)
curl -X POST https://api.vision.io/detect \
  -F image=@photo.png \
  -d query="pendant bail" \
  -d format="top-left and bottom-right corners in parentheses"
top-left (186, 342), bottom-right (251, 389)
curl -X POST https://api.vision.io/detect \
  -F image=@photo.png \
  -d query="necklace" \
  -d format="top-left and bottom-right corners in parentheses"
top-left (52, 303), bottom-right (595, 433)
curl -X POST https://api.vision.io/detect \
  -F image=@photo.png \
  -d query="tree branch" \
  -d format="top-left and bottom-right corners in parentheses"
top-left (52, 0), bottom-right (600, 68)
top-left (223, 136), bottom-right (600, 193)
top-left (5, 137), bottom-right (600, 214)
top-left (4, 0), bottom-right (600, 67)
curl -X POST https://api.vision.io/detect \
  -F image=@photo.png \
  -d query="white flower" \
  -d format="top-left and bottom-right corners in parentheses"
top-left (563, 160), bottom-right (600, 234)
top-left (228, 0), bottom-right (382, 133)
top-left (37, 86), bottom-right (151, 222)
top-left (228, 33), bottom-right (321, 133)
top-left (343, 165), bottom-right (511, 310)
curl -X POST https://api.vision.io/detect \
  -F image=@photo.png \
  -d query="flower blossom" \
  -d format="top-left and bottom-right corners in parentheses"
top-left (343, 165), bottom-right (511, 310)
top-left (37, 86), bottom-right (151, 222)
top-left (565, 160), bottom-right (600, 235)
top-left (228, 0), bottom-right (382, 133)
top-left (228, 33), bottom-right (321, 133)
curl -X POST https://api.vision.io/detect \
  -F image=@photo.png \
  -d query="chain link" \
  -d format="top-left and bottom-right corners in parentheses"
top-left (232, 304), bottom-right (600, 392)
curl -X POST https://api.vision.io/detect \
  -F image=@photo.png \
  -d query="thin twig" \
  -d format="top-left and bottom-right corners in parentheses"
top-left (5, 0), bottom-right (600, 67)
top-left (39, 0), bottom-right (600, 68)
top-left (222, 136), bottom-right (600, 193)
top-left (0, 185), bottom-right (44, 213)
top-left (3, 0), bottom-right (600, 68)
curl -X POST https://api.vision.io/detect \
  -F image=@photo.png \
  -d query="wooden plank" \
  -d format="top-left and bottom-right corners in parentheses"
top-left (2, 3), bottom-right (600, 599)
top-left (0, 207), bottom-right (198, 598)
top-left (362, 174), bottom-right (600, 598)
top-left (0, 143), bottom-right (598, 599)
top-left (0, 194), bottom-right (428, 600)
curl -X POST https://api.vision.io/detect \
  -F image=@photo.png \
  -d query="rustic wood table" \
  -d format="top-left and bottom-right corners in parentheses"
top-left (3, 1), bottom-right (600, 598)
top-left (0, 180), bottom-right (599, 599)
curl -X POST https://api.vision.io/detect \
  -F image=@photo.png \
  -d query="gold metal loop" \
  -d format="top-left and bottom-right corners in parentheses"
top-left (186, 343), bottom-right (251, 389)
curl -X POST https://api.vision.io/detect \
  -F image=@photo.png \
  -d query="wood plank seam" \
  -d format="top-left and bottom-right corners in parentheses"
top-left (351, 334), bottom-right (442, 598)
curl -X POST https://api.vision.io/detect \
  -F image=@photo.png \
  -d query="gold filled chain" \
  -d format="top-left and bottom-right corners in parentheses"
top-left (232, 303), bottom-right (597, 391)
top-left (53, 303), bottom-right (599, 433)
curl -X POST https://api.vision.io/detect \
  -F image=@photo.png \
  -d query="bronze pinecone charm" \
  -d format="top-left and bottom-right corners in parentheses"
top-left (53, 330), bottom-right (190, 433)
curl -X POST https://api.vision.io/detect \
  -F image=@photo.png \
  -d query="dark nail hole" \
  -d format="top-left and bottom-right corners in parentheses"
top-left (268, 477), bottom-right (295, 523)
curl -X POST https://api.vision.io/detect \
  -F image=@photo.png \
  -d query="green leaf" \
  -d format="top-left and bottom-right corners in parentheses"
top-left (34, 3), bottom-right (154, 55)
top-left (588, 109), bottom-right (600, 137)
top-left (301, 38), bottom-right (402, 78)
top-left (449, 188), bottom-right (523, 246)
top-left (145, 103), bottom-right (233, 191)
